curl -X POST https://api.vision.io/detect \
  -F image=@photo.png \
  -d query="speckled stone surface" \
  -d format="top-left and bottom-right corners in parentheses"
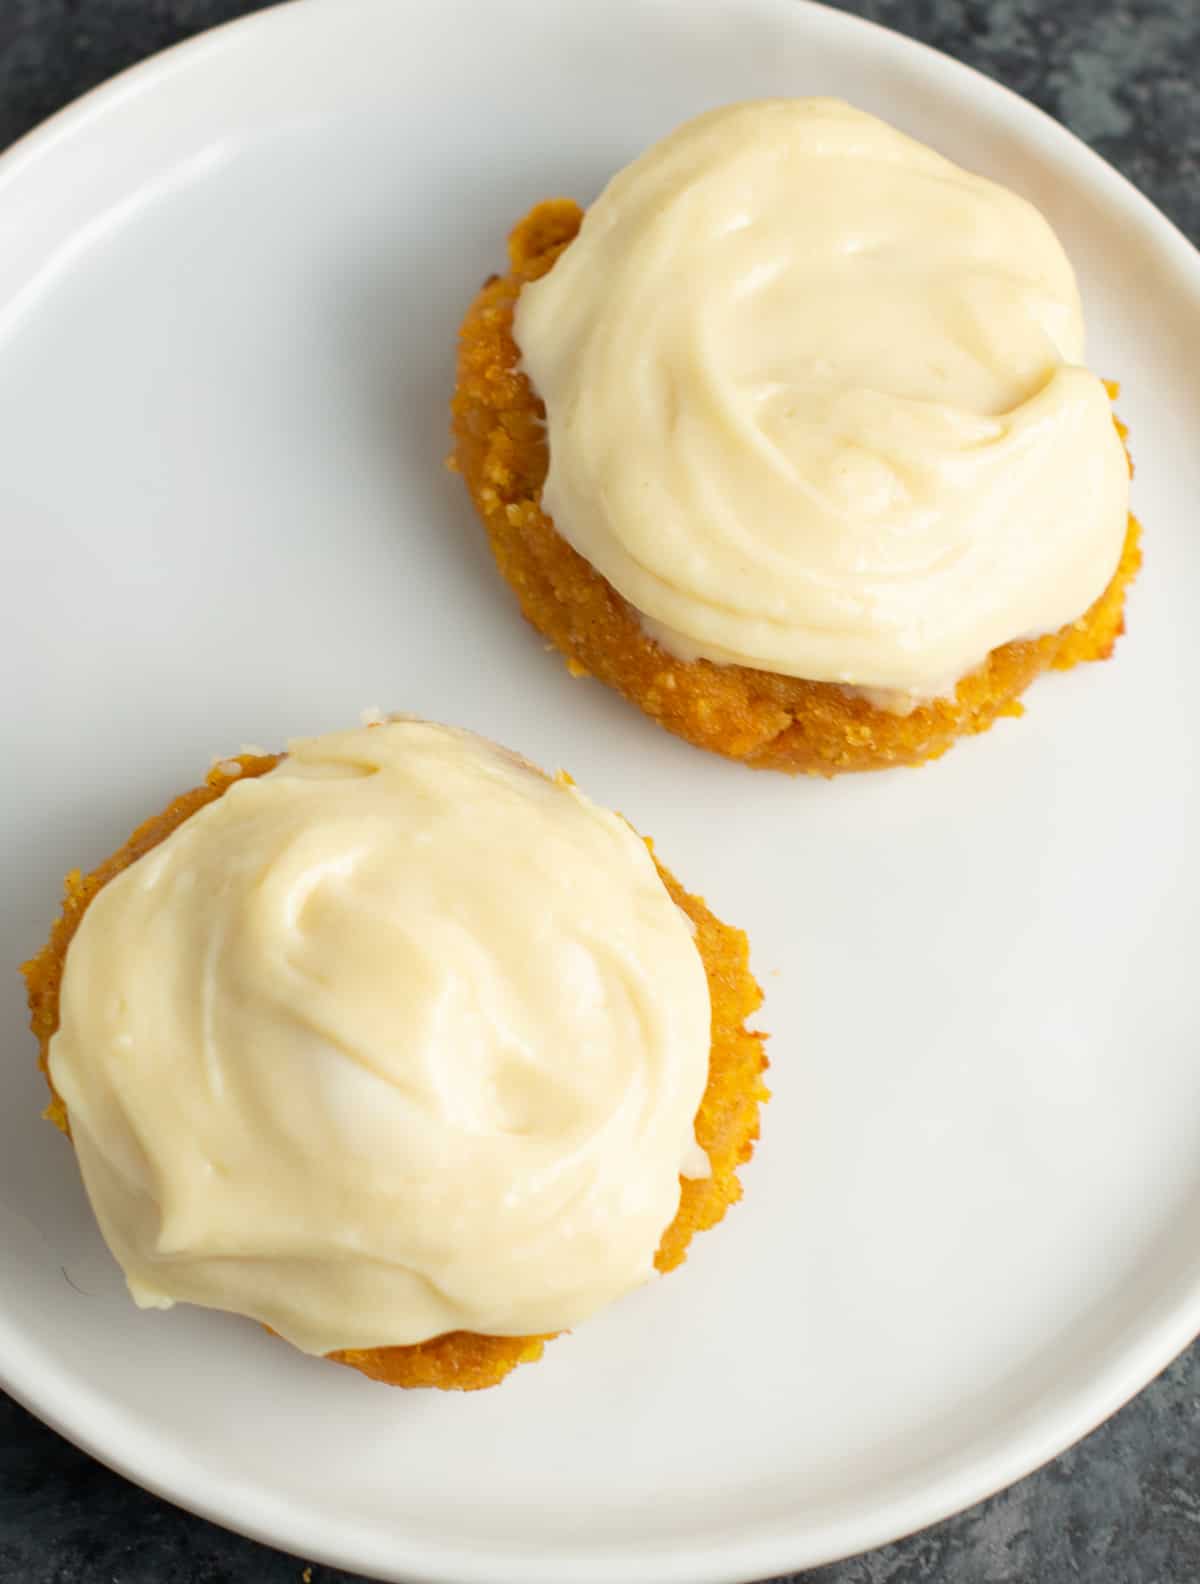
top-left (1, 3), bottom-right (1197, 1582)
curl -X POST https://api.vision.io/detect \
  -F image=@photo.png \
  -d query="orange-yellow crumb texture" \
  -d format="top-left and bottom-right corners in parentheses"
top-left (22, 752), bottom-right (768, 1392)
top-left (451, 200), bottom-right (1142, 776)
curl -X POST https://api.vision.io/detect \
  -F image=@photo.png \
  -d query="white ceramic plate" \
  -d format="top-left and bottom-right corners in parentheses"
top-left (2, 1), bottom-right (1198, 1579)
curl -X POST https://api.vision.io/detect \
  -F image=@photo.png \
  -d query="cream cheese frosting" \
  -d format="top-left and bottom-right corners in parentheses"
top-left (48, 723), bottom-right (712, 1353)
top-left (514, 98), bottom-right (1131, 703)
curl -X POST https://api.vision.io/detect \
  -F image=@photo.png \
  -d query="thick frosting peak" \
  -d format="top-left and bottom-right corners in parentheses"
top-left (515, 98), bottom-right (1130, 702)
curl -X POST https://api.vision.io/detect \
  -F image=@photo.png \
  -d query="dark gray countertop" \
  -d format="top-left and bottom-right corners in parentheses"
top-left (1, 2), bottom-right (1197, 1581)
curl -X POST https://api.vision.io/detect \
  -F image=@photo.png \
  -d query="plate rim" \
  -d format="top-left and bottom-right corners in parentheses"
top-left (2, 0), bottom-right (1199, 1579)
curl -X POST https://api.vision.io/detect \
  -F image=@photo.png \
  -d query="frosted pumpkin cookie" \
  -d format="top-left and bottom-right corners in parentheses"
top-left (23, 721), bottom-right (767, 1389)
top-left (451, 99), bottom-right (1140, 774)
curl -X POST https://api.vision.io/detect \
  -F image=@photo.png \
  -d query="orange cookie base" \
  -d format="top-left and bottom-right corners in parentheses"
top-left (451, 200), bottom-right (1143, 776)
top-left (22, 751), bottom-right (768, 1392)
